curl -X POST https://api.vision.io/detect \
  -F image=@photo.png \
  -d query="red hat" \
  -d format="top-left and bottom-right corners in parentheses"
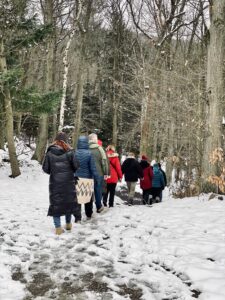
top-left (98, 139), bottom-right (102, 146)
top-left (141, 155), bottom-right (148, 161)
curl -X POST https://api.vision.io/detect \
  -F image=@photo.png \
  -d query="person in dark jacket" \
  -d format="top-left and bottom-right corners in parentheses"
top-left (140, 155), bottom-right (153, 205)
top-left (151, 163), bottom-right (165, 203)
top-left (74, 136), bottom-right (99, 221)
top-left (121, 152), bottom-right (143, 205)
top-left (158, 163), bottom-right (167, 201)
top-left (42, 132), bottom-right (79, 235)
top-left (103, 145), bottom-right (122, 207)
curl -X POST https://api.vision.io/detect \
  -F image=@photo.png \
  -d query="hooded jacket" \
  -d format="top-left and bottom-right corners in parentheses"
top-left (89, 142), bottom-right (110, 177)
top-left (152, 164), bottom-right (165, 188)
top-left (139, 160), bottom-right (153, 190)
top-left (42, 145), bottom-right (79, 216)
top-left (106, 149), bottom-right (122, 184)
top-left (75, 136), bottom-right (98, 180)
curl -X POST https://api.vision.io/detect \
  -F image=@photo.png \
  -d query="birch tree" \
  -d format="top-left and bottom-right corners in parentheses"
top-left (58, 0), bottom-right (83, 131)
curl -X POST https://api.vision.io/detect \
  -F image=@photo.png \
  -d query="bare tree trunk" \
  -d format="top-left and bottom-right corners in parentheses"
top-left (112, 85), bottom-right (118, 146)
top-left (72, 0), bottom-right (93, 147)
top-left (32, 114), bottom-right (49, 161)
top-left (72, 56), bottom-right (85, 147)
top-left (0, 100), bottom-right (5, 149)
top-left (14, 113), bottom-right (22, 137)
top-left (161, 38), bottom-right (174, 183)
top-left (140, 89), bottom-right (153, 155)
top-left (14, 50), bottom-right (30, 138)
top-left (139, 45), bottom-right (153, 156)
top-left (196, 68), bottom-right (206, 177)
top-left (112, 77), bottom-right (123, 147)
top-left (32, 0), bottom-right (54, 162)
top-left (202, 0), bottom-right (225, 177)
top-left (0, 39), bottom-right (21, 177)
top-left (166, 121), bottom-right (175, 184)
top-left (52, 113), bottom-right (57, 139)
top-left (140, 46), bottom-right (160, 158)
top-left (98, 68), bottom-right (103, 129)
top-left (152, 118), bottom-right (159, 159)
top-left (112, 43), bottom-right (118, 146)
top-left (4, 90), bottom-right (21, 177)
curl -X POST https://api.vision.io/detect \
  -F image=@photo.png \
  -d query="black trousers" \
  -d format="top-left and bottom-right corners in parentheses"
top-left (74, 195), bottom-right (93, 220)
top-left (151, 187), bottom-right (162, 200)
top-left (142, 189), bottom-right (152, 204)
top-left (103, 183), bottom-right (117, 207)
top-left (85, 196), bottom-right (93, 218)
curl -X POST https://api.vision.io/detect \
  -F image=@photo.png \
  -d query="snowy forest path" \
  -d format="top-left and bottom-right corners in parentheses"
top-left (1, 165), bottom-right (225, 299)
top-left (1, 205), bottom-right (199, 300)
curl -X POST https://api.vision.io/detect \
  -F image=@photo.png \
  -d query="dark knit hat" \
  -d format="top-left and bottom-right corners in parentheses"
top-left (55, 132), bottom-right (68, 143)
top-left (141, 155), bottom-right (148, 161)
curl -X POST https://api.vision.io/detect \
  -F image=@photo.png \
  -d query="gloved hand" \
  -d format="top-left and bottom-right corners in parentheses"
top-left (74, 176), bottom-right (79, 185)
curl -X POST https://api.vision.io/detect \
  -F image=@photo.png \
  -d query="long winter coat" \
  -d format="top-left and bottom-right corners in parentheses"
top-left (106, 150), bottom-right (122, 184)
top-left (75, 136), bottom-right (98, 180)
top-left (42, 145), bottom-right (79, 217)
top-left (122, 157), bottom-right (143, 182)
top-left (152, 164), bottom-right (165, 189)
top-left (139, 160), bottom-right (153, 190)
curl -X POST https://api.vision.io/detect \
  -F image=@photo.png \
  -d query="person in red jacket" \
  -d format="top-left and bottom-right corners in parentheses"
top-left (140, 155), bottom-right (153, 204)
top-left (103, 145), bottom-right (122, 207)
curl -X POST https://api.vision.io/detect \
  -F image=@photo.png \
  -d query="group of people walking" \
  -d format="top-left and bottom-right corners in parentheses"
top-left (122, 153), bottom-right (166, 206)
top-left (42, 132), bottom-right (122, 235)
top-left (139, 156), bottom-right (166, 205)
top-left (42, 132), bottom-right (166, 235)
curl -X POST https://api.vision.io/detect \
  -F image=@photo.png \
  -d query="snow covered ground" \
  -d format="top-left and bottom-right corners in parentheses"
top-left (1, 161), bottom-right (225, 300)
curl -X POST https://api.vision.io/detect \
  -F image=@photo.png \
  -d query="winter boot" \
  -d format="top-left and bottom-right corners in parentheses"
top-left (143, 194), bottom-right (148, 205)
top-left (75, 219), bottom-right (81, 224)
top-left (97, 206), bottom-right (104, 213)
top-left (128, 198), bottom-right (133, 206)
top-left (155, 196), bottom-right (160, 203)
top-left (65, 223), bottom-right (72, 230)
top-left (55, 227), bottom-right (64, 235)
top-left (148, 195), bottom-right (153, 205)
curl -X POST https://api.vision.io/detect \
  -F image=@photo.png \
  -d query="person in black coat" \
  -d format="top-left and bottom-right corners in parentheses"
top-left (42, 132), bottom-right (79, 235)
top-left (121, 152), bottom-right (143, 205)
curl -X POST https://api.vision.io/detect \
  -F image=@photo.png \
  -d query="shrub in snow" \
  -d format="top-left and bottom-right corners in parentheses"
top-left (208, 148), bottom-right (225, 194)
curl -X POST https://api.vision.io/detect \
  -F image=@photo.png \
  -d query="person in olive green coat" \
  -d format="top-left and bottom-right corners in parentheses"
top-left (88, 133), bottom-right (110, 212)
